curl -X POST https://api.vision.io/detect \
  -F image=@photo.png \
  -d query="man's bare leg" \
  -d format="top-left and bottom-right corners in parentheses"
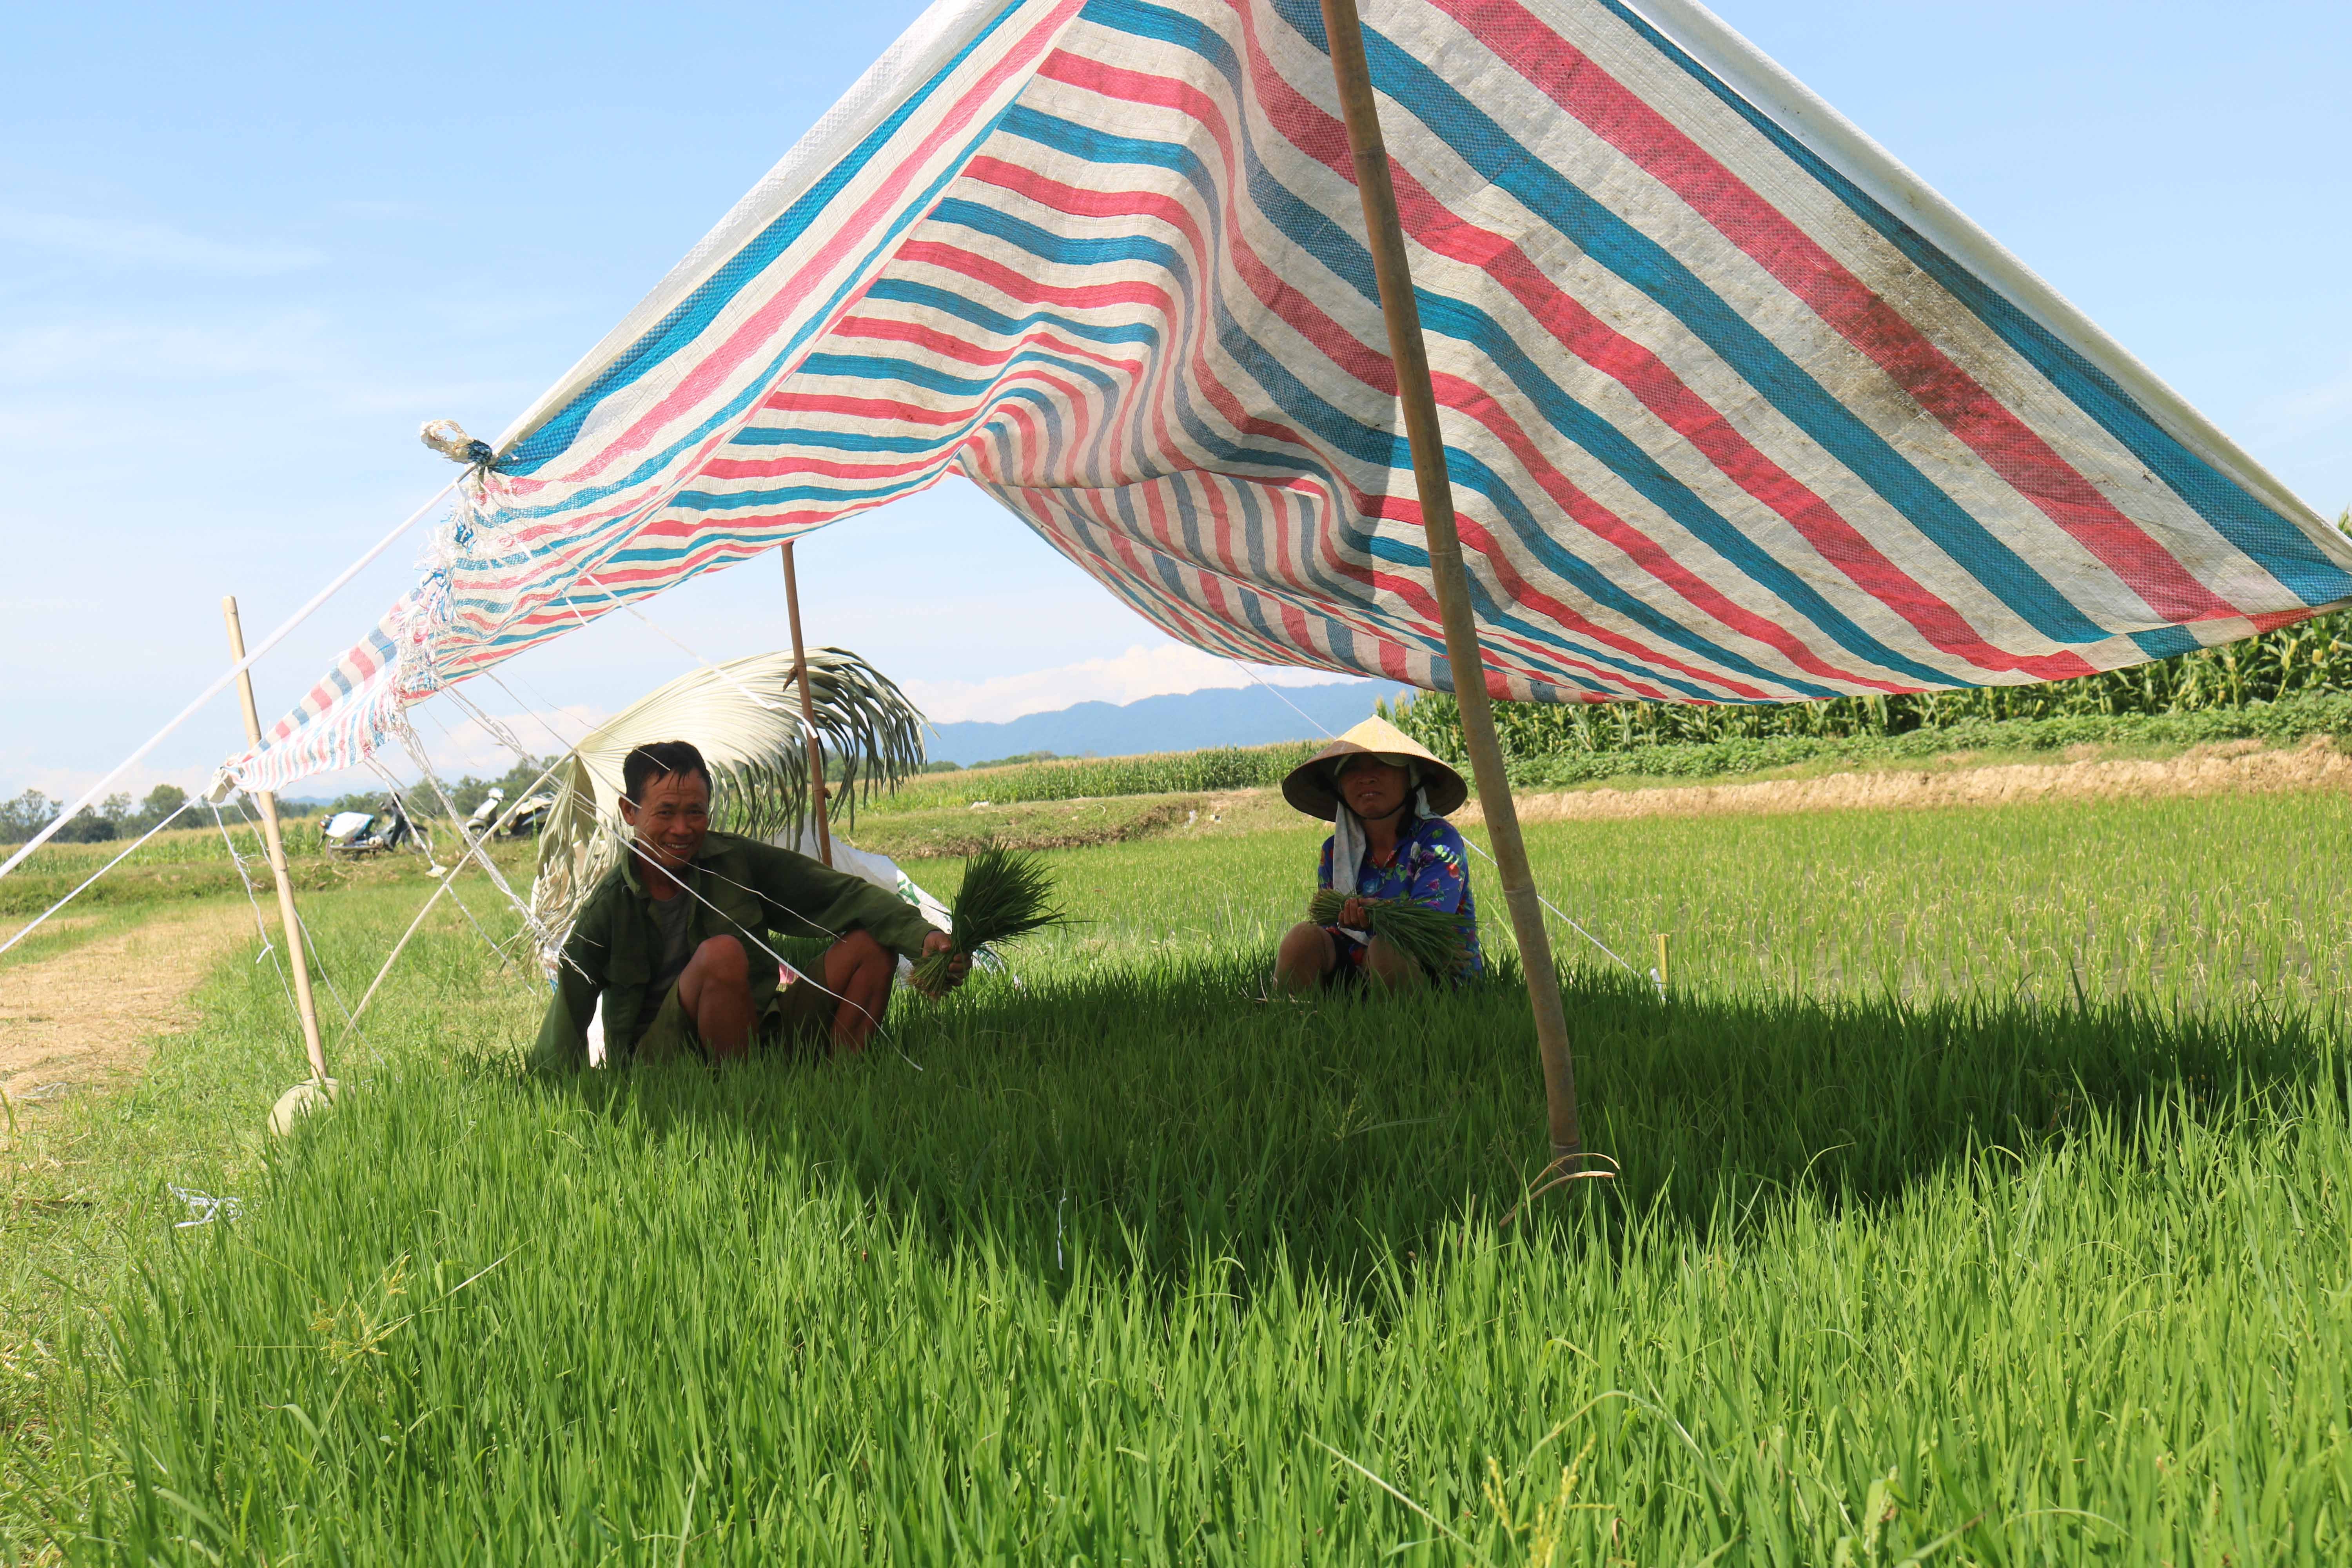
top-left (821, 930), bottom-right (895, 1052)
top-left (1274, 922), bottom-right (1336, 995)
top-left (678, 935), bottom-right (754, 1061)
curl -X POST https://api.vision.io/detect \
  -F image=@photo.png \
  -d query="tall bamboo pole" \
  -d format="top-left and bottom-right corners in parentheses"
top-left (780, 541), bottom-right (834, 867)
top-left (1318, 0), bottom-right (1581, 1159)
top-left (221, 596), bottom-right (330, 1083)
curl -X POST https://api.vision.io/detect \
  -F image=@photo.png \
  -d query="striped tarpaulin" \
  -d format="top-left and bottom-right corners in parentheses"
top-left (227, 0), bottom-right (2352, 791)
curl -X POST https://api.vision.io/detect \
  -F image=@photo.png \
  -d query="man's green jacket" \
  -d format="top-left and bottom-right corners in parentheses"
top-left (530, 831), bottom-right (937, 1071)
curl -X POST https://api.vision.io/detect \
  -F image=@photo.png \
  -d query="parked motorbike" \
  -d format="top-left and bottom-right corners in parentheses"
top-left (319, 792), bottom-right (424, 857)
top-left (497, 791), bottom-right (555, 840)
top-left (463, 788), bottom-right (507, 839)
top-left (464, 786), bottom-right (554, 841)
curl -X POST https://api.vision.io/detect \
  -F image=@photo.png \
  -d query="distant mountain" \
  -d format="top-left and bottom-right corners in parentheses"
top-left (925, 681), bottom-right (1411, 765)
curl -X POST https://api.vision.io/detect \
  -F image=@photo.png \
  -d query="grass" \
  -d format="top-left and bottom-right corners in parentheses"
top-left (0, 818), bottom-right (537, 935)
top-left (863, 742), bottom-right (1318, 814)
top-left (840, 793), bottom-right (1209, 860)
top-left (5, 792), bottom-right (2351, 1562)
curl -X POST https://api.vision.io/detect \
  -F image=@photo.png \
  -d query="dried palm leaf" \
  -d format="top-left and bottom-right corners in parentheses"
top-left (529, 648), bottom-right (925, 957)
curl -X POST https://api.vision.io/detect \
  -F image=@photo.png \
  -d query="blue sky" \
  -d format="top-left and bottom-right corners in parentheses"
top-left (4, 0), bottom-right (2347, 802)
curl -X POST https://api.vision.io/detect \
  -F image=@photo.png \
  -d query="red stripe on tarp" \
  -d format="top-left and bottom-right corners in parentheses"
top-left (1440, 0), bottom-right (2236, 626)
top-left (1238, 13), bottom-right (2098, 688)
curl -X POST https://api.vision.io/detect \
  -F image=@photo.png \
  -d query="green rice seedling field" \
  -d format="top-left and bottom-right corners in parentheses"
top-left (5, 791), bottom-right (2350, 1563)
top-left (863, 742), bottom-right (1318, 813)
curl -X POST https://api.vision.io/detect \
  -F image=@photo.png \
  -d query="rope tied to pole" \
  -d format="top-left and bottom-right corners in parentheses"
top-left (419, 418), bottom-right (496, 472)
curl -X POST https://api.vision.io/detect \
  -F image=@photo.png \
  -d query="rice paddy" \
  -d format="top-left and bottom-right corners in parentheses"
top-left (4, 789), bottom-right (2349, 1563)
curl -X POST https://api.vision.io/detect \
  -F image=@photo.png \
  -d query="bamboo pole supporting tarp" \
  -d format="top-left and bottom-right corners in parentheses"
top-left (1317, 0), bottom-right (1582, 1160)
top-left (780, 541), bottom-right (835, 866)
top-left (222, 595), bottom-right (330, 1083)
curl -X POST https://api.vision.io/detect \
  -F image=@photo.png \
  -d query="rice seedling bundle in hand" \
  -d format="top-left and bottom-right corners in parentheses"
top-left (1307, 888), bottom-right (1466, 977)
top-left (910, 843), bottom-right (1067, 991)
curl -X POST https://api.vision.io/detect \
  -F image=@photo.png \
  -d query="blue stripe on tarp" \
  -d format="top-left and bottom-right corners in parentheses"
top-left (1002, 84), bottom-right (1940, 698)
top-left (500, 0), bottom-right (1036, 476)
top-left (469, 98), bottom-right (1031, 539)
top-left (1576, 0), bottom-right (2352, 608)
top-left (1307, 10), bottom-right (2116, 649)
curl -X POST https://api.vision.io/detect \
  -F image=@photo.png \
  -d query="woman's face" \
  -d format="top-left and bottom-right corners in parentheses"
top-left (1336, 755), bottom-right (1410, 821)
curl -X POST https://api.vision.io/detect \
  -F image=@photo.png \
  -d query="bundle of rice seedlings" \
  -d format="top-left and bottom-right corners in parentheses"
top-left (910, 843), bottom-right (1067, 991)
top-left (1307, 888), bottom-right (1466, 977)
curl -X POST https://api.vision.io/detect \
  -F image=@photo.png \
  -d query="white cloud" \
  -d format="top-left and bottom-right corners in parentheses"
top-left (403, 704), bottom-right (611, 780)
top-left (900, 642), bottom-right (1353, 725)
top-left (0, 208), bottom-right (324, 276)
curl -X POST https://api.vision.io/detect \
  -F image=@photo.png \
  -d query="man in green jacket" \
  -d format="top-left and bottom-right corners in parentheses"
top-left (530, 740), bottom-right (965, 1072)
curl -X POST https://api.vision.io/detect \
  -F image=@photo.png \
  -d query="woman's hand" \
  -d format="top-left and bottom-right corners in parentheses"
top-left (914, 930), bottom-right (970, 997)
top-left (1339, 895), bottom-right (1371, 929)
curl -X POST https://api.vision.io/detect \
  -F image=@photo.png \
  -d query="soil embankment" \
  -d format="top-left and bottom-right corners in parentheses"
top-left (0, 901), bottom-right (254, 1107)
top-left (1459, 735), bottom-right (2352, 825)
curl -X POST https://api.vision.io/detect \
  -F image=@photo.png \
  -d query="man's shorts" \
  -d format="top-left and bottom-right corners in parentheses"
top-left (631, 965), bottom-right (838, 1064)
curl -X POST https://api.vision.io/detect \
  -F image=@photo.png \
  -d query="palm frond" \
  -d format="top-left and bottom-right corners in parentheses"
top-left (528, 648), bottom-right (926, 955)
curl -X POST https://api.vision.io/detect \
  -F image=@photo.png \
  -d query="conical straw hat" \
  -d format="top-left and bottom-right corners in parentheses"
top-left (1280, 715), bottom-right (1469, 821)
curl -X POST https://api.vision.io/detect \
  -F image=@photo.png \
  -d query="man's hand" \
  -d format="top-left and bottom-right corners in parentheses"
top-left (1339, 895), bottom-right (1371, 930)
top-left (913, 930), bottom-right (970, 998)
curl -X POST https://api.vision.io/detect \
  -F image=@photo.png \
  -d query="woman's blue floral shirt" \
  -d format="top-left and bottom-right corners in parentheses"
top-left (1316, 813), bottom-right (1483, 980)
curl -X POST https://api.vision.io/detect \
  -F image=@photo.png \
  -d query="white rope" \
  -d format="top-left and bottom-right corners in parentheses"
top-left (0, 479), bottom-right (457, 883)
top-left (385, 736), bottom-right (557, 957)
top-left (1223, 657), bottom-right (1642, 979)
top-left (220, 785), bottom-right (361, 1034)
top-left (340, 879), bottom-right (457, 1044)
top-left (488, 671), bottom-right (593, 753)
top-left (598, 820), bottom-right (914, 1066)
top-left (207, 801), bottom-right (277, 956)
top-left (441, 686), bottom-right (539, 772)
top-left (590, 577), bottom-right (812, 725)
top-left (209, 799), bottom-right (306, 1024)
top-left (291, 908), bottom-right (359, 1031)
top-left (0, 799), bottom-right (197, 958)
top-left (338, 737), bottom-right (588, 1039)
top-left (388, 598), bottom-right (923, 1063)
top-left (372, 748), bottom-right (543, 978)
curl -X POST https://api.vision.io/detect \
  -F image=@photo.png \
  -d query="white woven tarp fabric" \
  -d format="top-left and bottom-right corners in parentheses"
top-left (226, 0), bottom-right (2352, 792)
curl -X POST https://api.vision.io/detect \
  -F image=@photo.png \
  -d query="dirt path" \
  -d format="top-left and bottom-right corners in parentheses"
top-left (0, 901), bottom-right (256, 1109)
top-left (1455, 735), bottom-right (2352, 826)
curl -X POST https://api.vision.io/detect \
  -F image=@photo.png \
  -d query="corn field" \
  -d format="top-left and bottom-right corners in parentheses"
top-left (1392, 601), bottom-right (2352, 764)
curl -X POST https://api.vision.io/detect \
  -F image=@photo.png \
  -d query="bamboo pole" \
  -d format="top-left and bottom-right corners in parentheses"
top-left (780, 541), bottom-right (834, 867)
top-left (1317, 0), bottom-right (1581, 1160)
top-left (221, 596), bottom-right (330, 1083)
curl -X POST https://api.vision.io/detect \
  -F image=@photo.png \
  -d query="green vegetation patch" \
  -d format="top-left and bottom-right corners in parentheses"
top-left (845, 794), bottom-right (1207, 860)
top-left (8, 793), bottom-right (2352, 1562)
top-left (863, 742), bottom-right (1318, 815)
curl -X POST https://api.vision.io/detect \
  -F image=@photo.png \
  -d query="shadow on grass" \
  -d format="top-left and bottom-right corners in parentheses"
top-left (531, 951), bottom-right (2346, 1292)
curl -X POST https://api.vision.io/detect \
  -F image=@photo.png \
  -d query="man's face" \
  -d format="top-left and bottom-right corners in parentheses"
top-left (1336, 754), bottom-right (1410, 822)
top-left (619, 770), bottom-right (711, 875)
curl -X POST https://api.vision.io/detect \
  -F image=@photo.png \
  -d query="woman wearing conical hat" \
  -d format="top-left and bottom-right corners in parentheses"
top-left (1275, 716), bottom-right (1482, 992)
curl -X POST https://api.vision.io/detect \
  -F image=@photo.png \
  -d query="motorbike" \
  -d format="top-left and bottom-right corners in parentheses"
top-left (463, 788), bottom-right (507, 839)
top-left (319, 792), bottom-right (425, 857)
top-left (464, 786), bottom-right (555, 841)
top-left (498, 791), bottom-right (555, 839)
